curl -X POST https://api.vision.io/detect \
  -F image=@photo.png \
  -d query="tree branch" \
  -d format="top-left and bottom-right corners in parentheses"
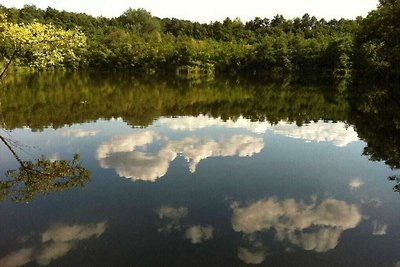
top-left (0, 49), bottom-right (18, 82)
top-left (0, 135), bottom-right (28, 173)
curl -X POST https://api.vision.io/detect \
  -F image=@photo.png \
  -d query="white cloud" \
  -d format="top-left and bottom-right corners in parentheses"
top-left (96, 119), bottom-right (355, 181)
top-left (372, 221), bottom-right (388, 236)
top-left (96, 131), bottom-right (159, 159)
top-left (349, 178), bottom-right (364, 189)
top-left (238, 247), bottom-right (266, 265)
top-left (41, 222), bottom-right (107, 242)
top-left (157, 206), bottom-right (189, 221)
top-left (0, 248), bottom-right (33, 267)
top-left (165, 135), bottom-right (264, 173)
top-left (0, 222), bottom-right (107, 267)
top-left (159, 115), bottom-right (269, 134)
top-left (160, 116), bottom-right (360, 147)
top-left (270, 121), bottom-right (359, 147)
top-left (96, 132), bottom-right (263, 181)
top-left (98, 150), bottom-right (173, 182)
top-left (35, 242), bottom-right (75, 266)
top-left (157, 206), bottom-right (189, 231)
top-left (62, 129), bottom-right (99, 138)
top-left (232, 197), bottom-right (362, 252)
top-left (185, 225), bottom-right (214, 244)
top-left (284, 227), bottom-right (344, 253)
top-left (156, 207), bottom-right (214, 244)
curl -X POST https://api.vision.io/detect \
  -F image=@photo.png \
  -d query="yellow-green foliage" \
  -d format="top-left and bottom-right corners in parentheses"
top-left (0, 13), bottom-right (86, 68)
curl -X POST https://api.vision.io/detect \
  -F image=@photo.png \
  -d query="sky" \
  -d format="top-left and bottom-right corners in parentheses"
top-left (0, 0), bottom-right (379, 23)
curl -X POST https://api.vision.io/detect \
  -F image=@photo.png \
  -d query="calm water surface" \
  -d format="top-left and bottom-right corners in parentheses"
top-left (0, 73), bottom-right (399, 266)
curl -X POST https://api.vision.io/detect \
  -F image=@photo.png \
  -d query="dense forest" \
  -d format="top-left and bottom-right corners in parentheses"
top-left (0, 0), bottom-right (399, 78)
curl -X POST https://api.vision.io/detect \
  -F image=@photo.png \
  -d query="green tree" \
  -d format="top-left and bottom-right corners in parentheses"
top-left (0, 13), bottom-right (86, 77)
top-left (117, 8), bottom-right (161, 34)
top-left (355, 0), bottom-right (400, 76)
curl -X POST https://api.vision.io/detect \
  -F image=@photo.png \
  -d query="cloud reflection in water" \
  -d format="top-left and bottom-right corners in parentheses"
top-left (232, 197), bottom-right (362, 264)
top-left (185, 225), bottom-right (214, 244)
top-left (0, 222), bottom-right (107, 267)
top-left (96, 130), bottom-right (263, 181)
top-left (159, 116), bottom-right (359, 147)
top-left (96, 116), bottom-right (359, 181)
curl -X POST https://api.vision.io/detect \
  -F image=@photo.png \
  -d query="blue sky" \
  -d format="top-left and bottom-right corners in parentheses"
top-left (1, 0), bottom-right (379, 22)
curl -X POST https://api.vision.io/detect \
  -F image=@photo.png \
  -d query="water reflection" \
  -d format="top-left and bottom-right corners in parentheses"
top-left (1, 71), bottom-right (397, 174)
top-left (96, 129), bottom-right (264, 181)
top-left (157, 206), bottom-right (188, 232)
top-left (371, 221), bottom-right (388, 236)
top-left (96, 131), bottom-right (163, 181)
top-left (349, 178), bottom-right (364, 189)
top-left (61, 129), bottom-right (100, 138)
top-left (232, 197), bottom-right (362, 264)
top-left (0, 72), bottom-right (348, 130)
top-left (160, 116), bottom-right (359, 147)
top-left (0, 221), bottom-right (107, 267)
top-left (347, 85), bottom-right (400, 194)
top-left (348, 85), bottom-right (400, 170)
top-left (388, 175), bottom-right (400, 193)
top-left (156, 205), bottom-right (214, 245)
top-left (158, 115), bottom-right (269, 134)
top-left (270, 121), bottom-right (358, 147)
top-left (0, 135), bottom-right (90, 203)
top-left (1, 72), bottom-right (400, 266)
top-left (95, 115), bottom-right (362, 182)
top-left (184, 226), bottom-right (214, 244)
top-left (238, 246), bottom-right (267, 265)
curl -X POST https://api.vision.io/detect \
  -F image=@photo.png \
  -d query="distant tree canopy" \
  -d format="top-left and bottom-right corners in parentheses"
top-left (117, 8), bottom-right (161, 34)
top-left (0, 2), bottom-right (398, 78)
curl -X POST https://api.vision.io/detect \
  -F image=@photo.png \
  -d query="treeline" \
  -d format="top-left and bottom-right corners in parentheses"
top-left (0, 1), bottom-right (399, 78)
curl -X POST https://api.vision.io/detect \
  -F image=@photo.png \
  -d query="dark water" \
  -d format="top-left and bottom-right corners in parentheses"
top-left (0, 73), bottom-right (399, 267)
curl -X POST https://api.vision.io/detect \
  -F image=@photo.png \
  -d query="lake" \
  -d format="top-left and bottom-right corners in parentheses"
top-left (0, 72), bottom-right (399, 267)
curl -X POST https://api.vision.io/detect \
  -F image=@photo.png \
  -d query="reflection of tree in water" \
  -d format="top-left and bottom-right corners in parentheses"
top-left (1, 72), bottom-right (348, 130)
top-left (2, 71), bottom-right (400, 194)
top-left (349, 84), bottom-right (400, 193)
top-left (388, 176), bottom-right (400, 193)
top-left (0, 135), bottom-right (90, 202)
